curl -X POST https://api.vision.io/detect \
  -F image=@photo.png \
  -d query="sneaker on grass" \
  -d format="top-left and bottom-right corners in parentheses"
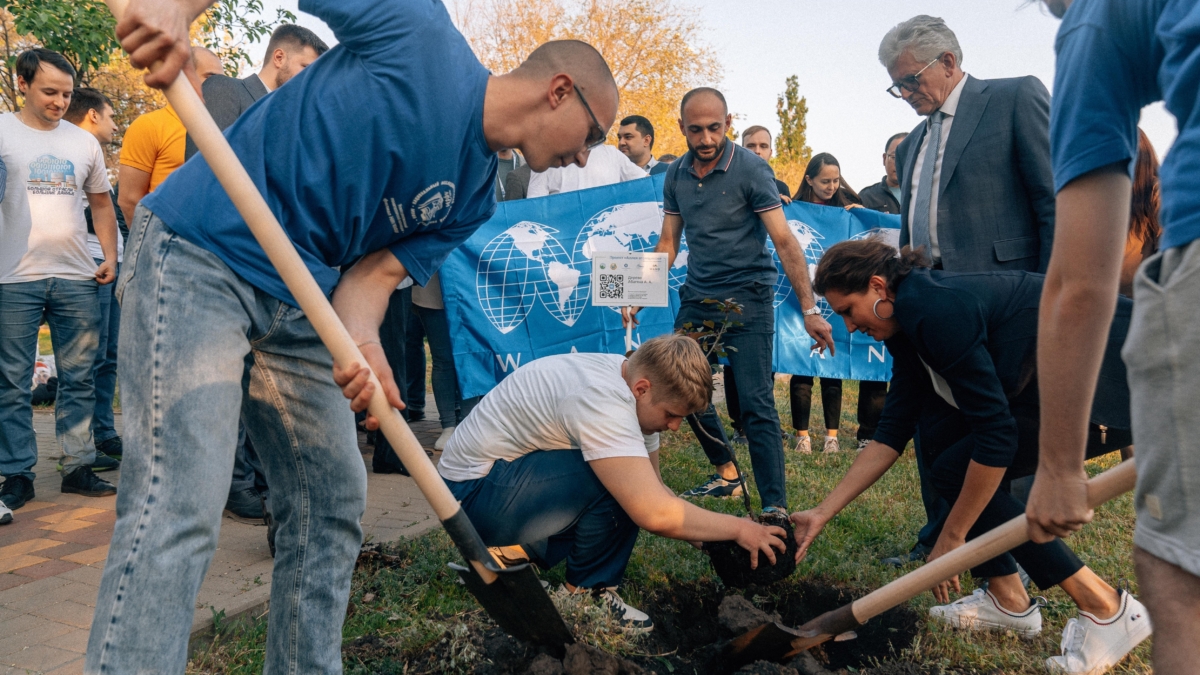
top-left (0, 476), bottom-right (34, 510)
top-left (856, 439), bottom-right (870, 451)
top-left (593, 587), bottom-right (653, 632)
top-left (795, 435), bottom-right (812, 454)
top-left (681, 474), bottom-right (743, 499)
top-left (929, 588), bottom-right (1044, 639)
top-left (1046, 590), bottom-right (1152, 675)
top-left (61, 466), bottom-right (117, 497)
top-left (823, 436), bottom-right (841, 453)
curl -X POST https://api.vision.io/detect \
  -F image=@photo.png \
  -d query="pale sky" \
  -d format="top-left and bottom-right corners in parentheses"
top-left (263, 0), bottom-right (1177, 191)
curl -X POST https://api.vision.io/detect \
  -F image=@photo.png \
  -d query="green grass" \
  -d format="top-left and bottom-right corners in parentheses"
top-left (186, 380), bottom-right (1149, 674)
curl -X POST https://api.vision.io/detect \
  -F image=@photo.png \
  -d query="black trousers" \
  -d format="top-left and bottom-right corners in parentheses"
top-left (856, 380), bottom-right (888, 441)
top-left (790, 376), bottom-right (842, 432)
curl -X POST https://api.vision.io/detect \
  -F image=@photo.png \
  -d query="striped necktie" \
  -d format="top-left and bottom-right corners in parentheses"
top-left (910, 111), bottom-right (944, 256)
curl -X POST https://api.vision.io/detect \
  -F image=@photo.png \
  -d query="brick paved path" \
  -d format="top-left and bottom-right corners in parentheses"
top-left (0, 408), bottom-right (443, 674)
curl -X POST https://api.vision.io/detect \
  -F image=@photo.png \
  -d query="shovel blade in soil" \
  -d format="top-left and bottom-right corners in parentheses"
top-left (449, 561), bottom-right (575, 657)
top-left (721, 603), bottom-right (864, 670)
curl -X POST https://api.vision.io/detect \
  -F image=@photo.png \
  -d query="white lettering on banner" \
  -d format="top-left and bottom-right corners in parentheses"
top-left (808, 348), bottom-right (827, 360)
top-left (869, 345), bottom-right (886, 363)
top-left (497, 353), bottom-right (522, 372)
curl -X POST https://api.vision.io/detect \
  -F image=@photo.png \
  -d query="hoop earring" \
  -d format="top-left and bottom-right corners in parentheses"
top-left (873, 298), bottom-right (895, 320)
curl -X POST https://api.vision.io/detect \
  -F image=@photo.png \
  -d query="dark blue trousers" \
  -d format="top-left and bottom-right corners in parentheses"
top-left (445, 450), bottom-right (640, 589)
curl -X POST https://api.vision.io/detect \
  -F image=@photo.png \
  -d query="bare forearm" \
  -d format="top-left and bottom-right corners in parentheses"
top-left (812, 443), bottom-right (899, 520)
top-left (654, 215), bottom-right (682, 268)
top-left (942, 461), bottom-right (1005, 540)
top-left (1038, 169), bottom-right (1130, 475)
top-left (330, 250), bottom-right (410, 343)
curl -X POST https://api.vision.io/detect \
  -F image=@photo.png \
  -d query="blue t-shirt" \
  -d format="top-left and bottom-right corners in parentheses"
top-left (1051, 0), bottom-right (1200, 250)
top-left (144, 0), bottom-right (498, 304)
top-left (662, 142), bottom-right (783, 296)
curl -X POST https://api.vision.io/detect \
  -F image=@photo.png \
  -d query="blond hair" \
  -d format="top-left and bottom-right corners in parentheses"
top-left (627, 334), bottom-right (713, 412)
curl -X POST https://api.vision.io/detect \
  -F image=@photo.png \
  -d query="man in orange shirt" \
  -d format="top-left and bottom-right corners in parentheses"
top-left (116, 47), bottom-right (221, 223)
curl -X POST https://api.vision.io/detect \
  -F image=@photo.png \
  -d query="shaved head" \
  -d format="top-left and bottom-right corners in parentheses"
top-left (514, 40), bottom-right (617, 100)
top-left (191, 46), bottom-right (223, 82)
top-left (680, 87), bottom-right (727, 120)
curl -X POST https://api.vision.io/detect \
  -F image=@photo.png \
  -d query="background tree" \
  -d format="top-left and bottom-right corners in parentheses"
top-left (453, 0), bottom-right (722, 157)
top-left (0, 0), bottom-right (117, 83)
top-left (772, 75), bottom-right (812, 195)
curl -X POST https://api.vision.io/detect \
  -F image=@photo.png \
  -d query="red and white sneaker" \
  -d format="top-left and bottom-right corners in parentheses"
top-left (929, 588), bottom-right (1044, 639)
top-left (1046, 589), bottom-right (1152, 675)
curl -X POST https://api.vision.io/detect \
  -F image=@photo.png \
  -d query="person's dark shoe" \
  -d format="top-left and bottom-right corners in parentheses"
top-left (225, 487), bottom-right (266, 520)
top-left (681, 473), bottom-right (744, 499)
top-left (731, 431), bottom-right (748, 446)
top-left (406, 410), bottom-right (425, 422)
top-left (89, 451), bottom-right (121, 473)
top-left (0, 476), bottom-right (35, 510)
top-left (61, 467), bottom-right (117, 497)
top-left (882, 542), bottom-right (932, 567)
top-left (95, 436), bottom-right (123, 460)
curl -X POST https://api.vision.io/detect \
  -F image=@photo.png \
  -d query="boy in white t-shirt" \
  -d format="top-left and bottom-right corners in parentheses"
top-left (438, 334), bottom-right (791, 631)
top-left (0, 49), bottom-right (121, 512)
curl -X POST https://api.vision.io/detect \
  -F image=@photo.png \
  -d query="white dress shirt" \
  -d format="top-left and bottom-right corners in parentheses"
top-left (908, 74), bottom-right (969, 261)
top-left (527, 144), bottom-right (647, 197)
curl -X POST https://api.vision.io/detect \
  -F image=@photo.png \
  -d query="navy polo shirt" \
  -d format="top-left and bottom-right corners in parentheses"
top-left (663, 141), bottom-right (782, 297)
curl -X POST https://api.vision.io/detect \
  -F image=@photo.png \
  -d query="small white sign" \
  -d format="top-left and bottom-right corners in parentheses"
top-left (592, 252), bottom-right (670, 308)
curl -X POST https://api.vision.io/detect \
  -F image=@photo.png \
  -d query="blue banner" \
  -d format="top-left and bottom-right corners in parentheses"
top-left (442, 174), bottom-right (901, 399)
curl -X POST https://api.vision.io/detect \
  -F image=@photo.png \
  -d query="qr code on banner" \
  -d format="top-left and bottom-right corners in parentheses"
top-left (599, 273), bottom-right (625, 299)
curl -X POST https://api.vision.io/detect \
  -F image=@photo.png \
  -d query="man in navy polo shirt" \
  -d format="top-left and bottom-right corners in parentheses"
top-left (626, 88), bottom-right (834, 521)
top-left (1028, 0), bottom-right (1197, 673)
top-left (89, 0), bottom-right (618, 671)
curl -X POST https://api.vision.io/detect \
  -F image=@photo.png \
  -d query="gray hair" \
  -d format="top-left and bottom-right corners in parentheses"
top-left (878, 15), bottom-right (963, 70)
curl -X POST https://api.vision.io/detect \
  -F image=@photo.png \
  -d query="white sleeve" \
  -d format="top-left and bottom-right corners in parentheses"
top-left (527, 169), bottom-right (549, 197)
top-left (560, 389), bottom-right (651, 462)
top-left (618, 151), bottom-right (647, 182)
top-left (83, 137), bottom-right (112, 194)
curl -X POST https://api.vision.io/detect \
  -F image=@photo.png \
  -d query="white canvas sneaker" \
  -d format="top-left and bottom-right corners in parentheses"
top-left (595, 587), bottom-right (654, 632)
top-left (795, 435), bottom-right (813, 454)
top-left (823, 436), bottom-right (841, 453)
top-left (929, 588), bottom-right (1044, 639)
top-left (434, 426), bottom-right (456, 451)
top-left (1046, 590), bottom-right (1152, 675)
top-left (0, 502), bottom-right (12, 525)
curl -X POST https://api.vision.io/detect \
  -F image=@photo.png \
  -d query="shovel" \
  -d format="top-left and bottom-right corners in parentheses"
top-left (717, 460), bottom-right (1137, 672)
top-left (103, 0), bottom-right (574, 656)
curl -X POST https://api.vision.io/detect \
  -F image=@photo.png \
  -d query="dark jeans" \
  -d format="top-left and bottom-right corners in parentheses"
top-left (405, 307), bottom-right (426, 415)
top-left (922, 398), bottom-right (1084, 589)
top-left (723, 365), bottom-right (743, 433)
top-left (677, 284), bottom-right (787, 509)
top-left (856, 380), bottom-right (888, 441)
top-left (414, 304), bottom-right (479, 428)
top-left (91, 258), bottom-right (121, 443)
top-left (445, 450), bottom-right (640, 589)
top-left (790, 376), bottom-right (842, 432)
top-left (372, 287), bottom-right (411, 471)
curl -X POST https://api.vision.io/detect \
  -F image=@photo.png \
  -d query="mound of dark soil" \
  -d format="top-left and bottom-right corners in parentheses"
top-left (704, 518), bottom-right (799, 589)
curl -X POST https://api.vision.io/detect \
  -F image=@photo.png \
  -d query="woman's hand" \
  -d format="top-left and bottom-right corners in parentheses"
top-left (927, 531), bottom-right (967, 604)
top-left (844, 203), bottom-right (864, 210)
top-left (790, 509), bottom-right (832, 563)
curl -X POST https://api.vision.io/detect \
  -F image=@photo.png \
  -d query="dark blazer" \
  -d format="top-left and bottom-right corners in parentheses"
top-left (503, 163), bottom-right (532, 201)
top-left (896, 75), bottom-right (1056, 273)
top-left (859, 177), bottom-right (902, 214)
top-left (873, 270), bottom-right (1131, 469)
top-left (184, 73), bottom-right (270, 160)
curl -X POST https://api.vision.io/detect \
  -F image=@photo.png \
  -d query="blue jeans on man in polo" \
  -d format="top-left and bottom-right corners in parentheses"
top-left (91, 258), bottom-right (121, 445)
top-left (0, 277), bottom-right (100, 479)
top-left (86, 209), bottom-right (366, 673)
top-left (676, 282), bottom-right (788, 510)
top-left (445, 450), bottom-right (640, 590)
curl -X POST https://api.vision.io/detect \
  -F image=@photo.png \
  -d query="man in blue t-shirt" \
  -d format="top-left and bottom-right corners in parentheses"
top-left (88, 0), bottom-right (618, 671)
top-left (1028, 1), bottom-right (1198, 673)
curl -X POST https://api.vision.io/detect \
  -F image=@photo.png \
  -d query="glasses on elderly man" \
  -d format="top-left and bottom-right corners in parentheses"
top-left (886, 56), bottom-right (942, 98)
top-left (574, 85), bottom-right (608, 149)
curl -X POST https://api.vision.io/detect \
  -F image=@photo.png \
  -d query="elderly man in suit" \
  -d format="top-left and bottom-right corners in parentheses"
top-left (876, 14), bottom-right (1056, 567)
top-left (184, 24), bottom-right (328, 159)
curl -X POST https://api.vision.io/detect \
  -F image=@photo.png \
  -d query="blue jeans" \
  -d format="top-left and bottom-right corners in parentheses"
top-left (91, 259), bottom-right (121, 444)
top-left (446, 450), bottom-right (640, 589)
top-left (414, 304), bottom-right (478, 428)
top-left (0, 277), bottom-right (100, 478)
top-left (87, 209), bottom-right (366, 674)
top-left (677, 283), bottom-right (787, 509)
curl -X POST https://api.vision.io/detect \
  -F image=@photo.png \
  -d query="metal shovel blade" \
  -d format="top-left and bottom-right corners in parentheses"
top-left (718, 604), bottom-right (862, 672)
top-left (449, 560), bottom-right (575, 658)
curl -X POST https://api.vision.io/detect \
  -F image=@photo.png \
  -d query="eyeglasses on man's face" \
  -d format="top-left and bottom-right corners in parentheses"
top-left (886, 56), bottom-right (942, 99)
top-left (574, 85), bottom-right (608, 149)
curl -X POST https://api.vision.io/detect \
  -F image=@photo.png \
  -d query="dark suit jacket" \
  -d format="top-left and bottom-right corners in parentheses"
top-left (896, 75), bottom-right (1056, 272)
top-left (859, 177), bottom-right (902, 214)
top-left (184, 73), bottom-right (270, 160)
top-left (874, 270), bottom-right (1131, 469)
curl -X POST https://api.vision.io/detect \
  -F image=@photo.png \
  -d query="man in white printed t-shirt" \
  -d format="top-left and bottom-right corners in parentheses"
top-left (0, 49), bottom-right (121, 513)
top-left (439, 334), bottom-right (790, 632)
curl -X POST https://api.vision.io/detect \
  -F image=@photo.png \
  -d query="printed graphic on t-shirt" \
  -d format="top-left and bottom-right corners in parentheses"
top-left (411, 181), bottom-right (455, 227)
top-left (27, 155), bottom-right (78, 195)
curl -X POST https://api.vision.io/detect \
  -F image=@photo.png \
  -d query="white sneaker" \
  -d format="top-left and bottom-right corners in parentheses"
top-left (1046, 590), bottom-right (1152, 675)
top-left (856, 439), bottom-right (870, 452)
top-left (823, 436), bottom-right (841, 453)
top-left (795, 436), bottom-right (812, 454)
top-left (593, 587), bottom-right (654, 632)
top-left (0, 502), bottom-right (12, 525)
top-left (929, 588), bottom-right (1044, 639)
top-left (434, 426), bottom-right (456, 451)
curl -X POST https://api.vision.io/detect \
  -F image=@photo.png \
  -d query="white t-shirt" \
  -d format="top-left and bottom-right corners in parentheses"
top-left (0, 113), bottom-right (112, 283)
top-left (526, 144), bottom-right (648, 197)
top-left (438, 353), bottom-right (660, 482)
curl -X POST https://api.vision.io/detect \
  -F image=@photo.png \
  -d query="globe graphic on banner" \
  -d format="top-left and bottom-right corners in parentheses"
top-left (573, 201), bottom-right (688, 312)
top-left (850, 227), bottom-right (901, 250)
top-left (477, 222), bottom-right (581, 333)
top-left (766, 220), bottom-right (832, 318)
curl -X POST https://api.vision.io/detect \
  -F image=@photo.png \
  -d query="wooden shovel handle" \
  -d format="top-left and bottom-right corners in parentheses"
top-left (851, 460), bottom-right (1137, 624)
top-left (103, 0), bottom-right (474, 549)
